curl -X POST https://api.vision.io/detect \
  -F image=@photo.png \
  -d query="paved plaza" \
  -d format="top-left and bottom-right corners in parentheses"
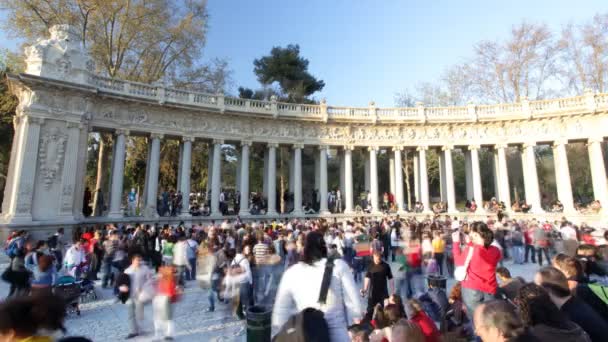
top-left (0, 255), bottom-right (540, 341)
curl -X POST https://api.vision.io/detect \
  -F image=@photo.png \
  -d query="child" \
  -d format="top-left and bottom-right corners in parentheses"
top-left (154, 265), bottom-right (181, 340)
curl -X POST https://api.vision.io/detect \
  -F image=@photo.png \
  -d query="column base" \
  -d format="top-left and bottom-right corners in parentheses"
top-left (179, 212), bottom-right (191, 219)
top-left (266, 210), bottom-right (278, 217)
top-left (291, 210), bottom-right (304, 217)
top-left (343, 209), bottom-right (354, 215)
top-left (107, 211), bottom-right (124, 219)
top-left (209, 213), bottom-right (223, 220)
top-left (237, 210), bottom-right (251, 217)
top-left (318, 209), bottom-right (331, 216)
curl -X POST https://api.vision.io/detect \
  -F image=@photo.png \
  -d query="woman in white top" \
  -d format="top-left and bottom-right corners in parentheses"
top-left (272, 231), bottom-right (363, 342)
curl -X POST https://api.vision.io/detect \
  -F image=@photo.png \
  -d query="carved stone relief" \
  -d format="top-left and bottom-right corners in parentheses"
top-left (38, 126), bottom-right (68, 189)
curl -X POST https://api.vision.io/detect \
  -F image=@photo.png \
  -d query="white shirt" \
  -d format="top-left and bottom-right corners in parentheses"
top-left (219, 192), bottom-right (225, 202)
top-left (561, 225), bottom-right (578, 241)
top-left (64, 245), bottom-right (86, 267)
top-left (172, 241), bottom-right (189, 266)
top-left (231, 253), bottom-right (252, 284)
top-left (272, 259), bottom-right (362, 342)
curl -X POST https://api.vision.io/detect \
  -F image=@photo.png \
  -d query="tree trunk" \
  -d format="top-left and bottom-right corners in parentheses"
top-left (403, 151), bottom-right (412, 211)
top-left (93, 134), bottom-right (111, 216)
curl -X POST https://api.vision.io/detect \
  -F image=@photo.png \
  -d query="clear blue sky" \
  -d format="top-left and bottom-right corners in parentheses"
top-left (1, 0), bottom-right (606, 106)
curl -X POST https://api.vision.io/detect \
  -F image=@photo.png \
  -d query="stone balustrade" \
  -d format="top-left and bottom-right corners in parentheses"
top-left (89, 73), bottom-right (604, 123)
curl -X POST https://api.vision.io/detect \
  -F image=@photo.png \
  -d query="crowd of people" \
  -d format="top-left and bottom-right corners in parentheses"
top-left (2, 213), bottom-right (608, 341)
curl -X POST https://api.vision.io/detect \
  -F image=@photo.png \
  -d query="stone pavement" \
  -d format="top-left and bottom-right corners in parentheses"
top-left (0, 256), bottom-right (540, 342)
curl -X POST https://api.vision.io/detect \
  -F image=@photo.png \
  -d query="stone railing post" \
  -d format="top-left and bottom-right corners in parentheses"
top-left (369, 101), bottom-right (377, 124)
top-left (270, 95), bottom-right (278, 118)
top-left (416, 102), bottom-right (426, 123)
top-left (157, 84), bottom-right (166, 104)
top-left (320, 98), bottom-right (328, 122)
top-left (584, 88), bottom-right (597, 112)
top-left (521, 96), bottom-right (532, 118)
top-left (217, 93), bottom-right (225, 113)
top-left (467, 101), bottom-right (477, 121)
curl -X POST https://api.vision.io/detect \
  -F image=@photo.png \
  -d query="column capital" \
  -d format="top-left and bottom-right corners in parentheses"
top-left (416, 145), bottom-right (428, 151)
top-left (66, 121), bottom-right (82, 129)
top-left (240, 140), bottom-right (253, 147)
top-left (213, 138), bottom-right (224, 145)
top-left (522, 141), bottom-right (537, 149)
top-left (467, 144), bottom-right (481, 151)
top-left (182, 136), bottom-right (195, 143)
top-left (25, 116), bottom-right (45, 125)
top-left (392, 146), bottom-right (404, 152)
top-left (494, 143), bottom-right (508, 149)
top-left (588, 137), bottom-right (604, 145)
top-left (150, 133), bottom-right (164, 140)
top-left (367, 145), bottom-right (379, 151)
top-left (115, 128), bottom-right (130, 136)
top-left (441, 144), bottom-right (454, 151)
top-left (552, 139), bottom-right (568, 148)
top-left (318, 144), bottom-right (330, 151)
top-left (267, 142), bottom-right (279, 148)
top-left (292, 143), bottom-right (304, 150)
top-left (343, 144), bottom-right (355, 151)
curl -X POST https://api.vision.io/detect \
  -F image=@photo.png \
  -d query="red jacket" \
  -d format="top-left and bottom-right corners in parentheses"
top-left (411, 312), bottom-right (440, 342)
top-left (453, 242), bottom-right (501, 294)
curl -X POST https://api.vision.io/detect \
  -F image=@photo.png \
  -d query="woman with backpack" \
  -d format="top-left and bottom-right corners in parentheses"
top-left (272, 231), bottom-right (363, 342)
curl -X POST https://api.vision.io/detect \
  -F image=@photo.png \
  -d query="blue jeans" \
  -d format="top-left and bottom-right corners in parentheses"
top-left (405, 267), bottom-right (423, 298)
top-left (462, 287), bottom-right (495, 322)
top-left (511, 245), bottom-right (524, 264)
top-left (188, 258), bottom-right (197, 280)
top-left (101, 257), bottom-right (113, 287)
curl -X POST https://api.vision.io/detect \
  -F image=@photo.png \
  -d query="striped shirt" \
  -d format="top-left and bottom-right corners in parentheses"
top-left (253, 243), bottom-right (270, 265)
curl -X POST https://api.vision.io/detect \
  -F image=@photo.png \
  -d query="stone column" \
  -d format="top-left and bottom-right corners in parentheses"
top-left (108, 129), bottom-right (128, 218)
top-left (180, 137), bottom-right (193, 216)
top-left (389, 154), bottom-right (396, 195)
top-left (292, 144), bottom-right (304, 216)
top-left (344, 145), bottom-right (354, 214)
top-left (142, 144), bottom-right (152, 209)
top-left (364, 152), bottom-right (371, 192)
top-left (552, 140), bottom-right (575, 213)
top-left (177, 143), bottom-right (184, 197)
top-left (263, 148), bottom-right (269, 197)
top-left (496, 144), bottom-right (512, 209)
top-left (206, 145), bottom-right (213, 201)
top-left (144, 133), bottom-right (163, 217)
top-left (58, 122), bottom-right (85, 219)
top-left (339, 150), bottom-right (346, 197)
top-left (393, 146), bottom-right (405, 212)
top-left (2, 116), bottom-right (43, 222)
top-left (319, 145), bottom-right (330, 215)
top-left (235, 149), bottom-right (241, 192)
top-left (469, 145), bottom-right (484, 212)
top-left (493, 150), bottom-right (501, 200)
top-left (413, 152), bottom-right (420, 202)
top-left (443, 145), bottom-right (457, 213)
top-left (239, 141), bottom-right (252, 216)
top-left (522, 142), bottom-right (543, 213)
top-left (438, 150), bottom-right (447, 202)
top-left (210, 139), bottom-right (223, 217)
top-left (464, 149), bottom-right (474, 200)
top-left (369, 146), bottom-right (380, 214)
top-left (587, 137), bottom-right (608, 211)
top-left (266, 143), bottom-right (278, 216)
top-left (417, 146), bottom-right (431, 212)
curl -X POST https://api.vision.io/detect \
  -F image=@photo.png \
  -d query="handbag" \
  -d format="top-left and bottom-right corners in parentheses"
top-left (1, 266), bottom-right (13, 283)
top-left (454, 246), bottom-right (474, 281)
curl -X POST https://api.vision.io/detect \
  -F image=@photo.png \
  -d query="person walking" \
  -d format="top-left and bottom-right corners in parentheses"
top-left (533, 224), bottom-right (551, 266)
top-left (361, 249), bottom-right (395, 321)
top-left (452, 222), bottom-right (501, 321)
top-left (431, 231), bottom-right (445, 276)
top-left (272, 231), bottom-right (362, 342)
top-left (123, 254), bottom-right (155, 339)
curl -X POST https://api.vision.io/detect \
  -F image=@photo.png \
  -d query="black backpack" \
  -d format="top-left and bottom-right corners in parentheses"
top-left (272, 258), bottom-right (334, 342)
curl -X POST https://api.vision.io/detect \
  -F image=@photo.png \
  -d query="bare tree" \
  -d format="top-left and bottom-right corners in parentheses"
top-left (559, 14), bottom-right (608, 93)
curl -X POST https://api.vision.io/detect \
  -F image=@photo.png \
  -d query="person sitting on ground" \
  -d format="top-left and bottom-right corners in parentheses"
top-left (389, 319), bottom-right (425, 342)
top-left (551, 254), bottom-right (608, 318)
top-left (473, 300), bottom-right (539, 342)
top-left (496, 266), bottom-right (525, 301)
top-left (417, 276), bottom-right (449, 323)
top-left (406, 298), bottom-right (440, 342)
top-left (535, 266), bottom-right (608, 342)
top-left (516, 283), bottom-right (591, 342)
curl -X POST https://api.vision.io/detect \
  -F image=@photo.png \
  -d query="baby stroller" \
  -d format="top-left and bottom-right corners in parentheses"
top-left (54, 275), bottom-right (82, 315)
top-left (79, 278), bottom-right (97, 303)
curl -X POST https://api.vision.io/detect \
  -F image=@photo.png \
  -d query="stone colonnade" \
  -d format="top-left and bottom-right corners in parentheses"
top-left (97, 132), bottom-right (608, 217)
